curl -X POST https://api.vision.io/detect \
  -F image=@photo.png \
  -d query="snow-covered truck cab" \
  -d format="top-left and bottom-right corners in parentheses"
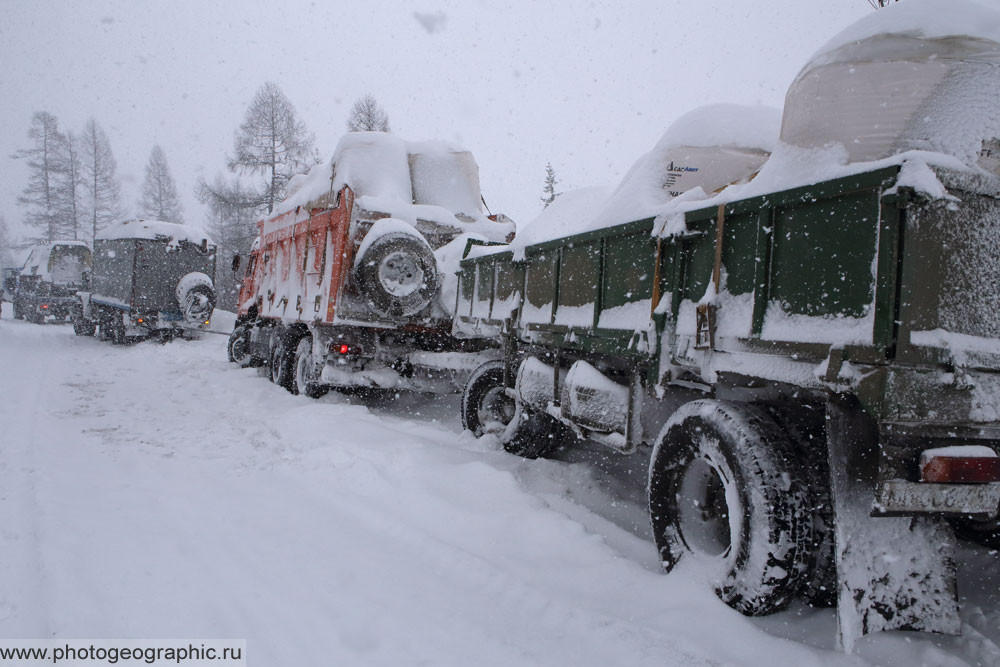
top-left (227, 132), bottom-right (514, 396)
top-left (456, 2), bottom-right (1000, 651)
top-left (74, 219), bottom-right (218, 343)
top-left (11, 241), bottom-right (91, 323)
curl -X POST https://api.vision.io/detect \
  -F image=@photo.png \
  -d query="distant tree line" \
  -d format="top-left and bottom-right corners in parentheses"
top-left (10, 111), bottom-right (188, 247)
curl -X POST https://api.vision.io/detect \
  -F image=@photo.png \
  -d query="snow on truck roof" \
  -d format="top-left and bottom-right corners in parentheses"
top-left (274, 132), bottom-right (508, 237)
top-left (96, 219), bottom-right (215, 246)
top-left (503, 104), bottom-right (781, 255)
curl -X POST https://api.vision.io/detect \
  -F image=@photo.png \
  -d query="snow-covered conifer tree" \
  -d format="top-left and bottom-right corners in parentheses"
top-left (346, 94), bottom-right (391, 133)
top-left (138, 144), bottom-right (184, 223)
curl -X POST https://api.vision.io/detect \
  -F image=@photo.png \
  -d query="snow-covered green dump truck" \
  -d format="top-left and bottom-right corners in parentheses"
top-left (456, 3), bottom-right (1000, 650)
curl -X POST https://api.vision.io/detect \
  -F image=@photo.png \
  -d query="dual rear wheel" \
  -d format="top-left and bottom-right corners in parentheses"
top-left (461, 365), bottom-right (832, 617)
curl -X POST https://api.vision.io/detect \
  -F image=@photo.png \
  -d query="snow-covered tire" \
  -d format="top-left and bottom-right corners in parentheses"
top-left (73, 320), bottom-right (96, 336)
top-left (354, 227), bottom-right (437, 319)
top-left (227, 325), bottom-right (261, 368)
top-left (765, 404), bottom-right (836, 608)
top-left (269, 333), bottom-right (295, 391)
top-left (462, 360), bottom-right (515, 436)
top-left (648, 399), bottom-right (814, 616)
top-left (176, 272), bottom-right (216, 324)
top-left (293, 335), bottom-right (328, 399)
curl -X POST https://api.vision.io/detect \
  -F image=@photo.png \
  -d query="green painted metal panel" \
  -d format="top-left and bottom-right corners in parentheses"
top-left (457, 267), bottom-right (475, 318)
top-left (558, 243), bottom-right (600, 309)
top-left (721, 211), bottom-right (758, 296)
top-left (769, 189), bottom-right (880, 318)
top-left (472, 259), bottom-right (495, 319)
top-left (523, 251), bottom-right (557, 323)
top-left (602, 232), bottom-right (655, 311)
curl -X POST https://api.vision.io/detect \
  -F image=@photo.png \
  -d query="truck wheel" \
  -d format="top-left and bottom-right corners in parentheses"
top-left (354, 230), bottom-right (437, 319)
top-left (227, 325), bottom-right (261, 368)
top-left (109, 315), bottom-right (126, 345)
top-left (462, 360), bottom-right (515, 436)
top-left (176, 272), bottom-right (216, 324)
top-left (765, 405), bottom-right (836, 608)
top-left (73, 320), bottom-right (96, 336)
top-left (270, 335), bottom-right (295, 391)
top-left (648, 400), bottom-right (813, 616)
top-left (293, 335), bottom-right (329, 398)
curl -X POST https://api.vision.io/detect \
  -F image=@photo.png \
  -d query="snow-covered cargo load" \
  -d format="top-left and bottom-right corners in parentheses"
top-left (455, 2), bottom-right (1000, 652)
top-left (228, 132), bottom-right (514, 397)
top-left (8, 241), bottom-right (91, 324)
top-left (73, 219), bottom-right (218, 343)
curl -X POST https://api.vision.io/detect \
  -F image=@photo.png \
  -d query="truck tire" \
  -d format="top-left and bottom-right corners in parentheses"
top-left (354, 232), bottom-right (437, 319)
top-left (269, 332), bottom-right (295, 391)
top-left (765, 405), bottom-right (836, 608)
top-left (227, 325), bottom-right (262, 368)
top-left (293, 335), bottom-right (329, 398)
top-left (176, 272), bottom-right (216, 324)
top-left (648, 400), bottom-right (814, 616)
top-left (73, 320), bottom-right (96, 336)
top-left (462, 360), bottom-right (515, 436)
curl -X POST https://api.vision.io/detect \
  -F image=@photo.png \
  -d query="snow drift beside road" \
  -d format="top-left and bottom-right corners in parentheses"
top-left (0, 308), bottom-right (997, 665)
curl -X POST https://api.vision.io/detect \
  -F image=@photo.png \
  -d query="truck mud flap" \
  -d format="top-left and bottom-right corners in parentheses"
top-left (826, 396), bottom-right (960, 652)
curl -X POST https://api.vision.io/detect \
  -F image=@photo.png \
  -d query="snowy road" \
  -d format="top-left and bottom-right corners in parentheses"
top-left (0, 310), bottom-right (997, 666)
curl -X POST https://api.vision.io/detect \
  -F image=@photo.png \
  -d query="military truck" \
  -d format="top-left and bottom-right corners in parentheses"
top-left (455, 7), bottom-right (1000, 651)
top-left (7, 241), bottom-right (91, 323)
top-left (227, 132), bottom-right (514, 397)
top-left (73, 219), bottom-right (217, 343)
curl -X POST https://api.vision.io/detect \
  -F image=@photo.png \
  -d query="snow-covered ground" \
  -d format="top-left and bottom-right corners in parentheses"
top-left (0, 304), bottom-right (997, 666)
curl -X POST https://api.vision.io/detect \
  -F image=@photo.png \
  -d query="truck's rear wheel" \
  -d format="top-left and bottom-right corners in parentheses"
top-left (227, 325), bottom-right (261, 368)
top-left (648, 400), bottom-right (813, 615)
top-left (462, 360), bottom-right (515, 436)
top-left (293, 335), bottom-right (328, 399)
top-left (73, 320), bottom-right (96, 336)
top-left (270, 335), bottom-right (294, 391)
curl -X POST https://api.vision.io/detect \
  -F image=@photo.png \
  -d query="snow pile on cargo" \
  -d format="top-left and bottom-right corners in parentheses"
top-left (96, 219), bottom-right (215, 247)
top-left (507, 104), bottom-right (780, 256)
top-left (589, 104), bottom-right (779, 230)
top-left (275, 132), bottom-right (512, 240)
top-left (781, 0), bottom-right (1000, 171)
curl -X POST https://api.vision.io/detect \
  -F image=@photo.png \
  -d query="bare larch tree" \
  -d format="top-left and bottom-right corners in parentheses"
top-left (226, 81), bottom-right (317, 215)
top-left (138, 144), bottom-right (184, 223)
top-left (347, 94), bottom-right (391, 133)
top-left (11, 111), bottom-right (66, 242)
top-left (81, 119), bottom-right (122, 243)
top-left (54, 130), bottom-right (85, 241)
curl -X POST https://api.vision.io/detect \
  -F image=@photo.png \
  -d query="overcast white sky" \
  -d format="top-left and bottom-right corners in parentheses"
top-left (1, 1), bottom-right (875, 244)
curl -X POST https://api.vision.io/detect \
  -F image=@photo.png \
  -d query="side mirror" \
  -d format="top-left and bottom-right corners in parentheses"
top-left (231, 254), bottom-right (242, 274)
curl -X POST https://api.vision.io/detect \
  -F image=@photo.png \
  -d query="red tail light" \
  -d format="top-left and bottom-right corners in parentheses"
top-left (921, 456), bottom-right (1000, 483)
top-left (338, 344), bottom-right (350, 355)
top-left (40, 304), bottom-right (49, 309)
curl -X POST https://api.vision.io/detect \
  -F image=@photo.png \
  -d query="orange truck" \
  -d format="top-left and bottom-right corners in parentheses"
top-left (227, 132), bottom-right (514, 397)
